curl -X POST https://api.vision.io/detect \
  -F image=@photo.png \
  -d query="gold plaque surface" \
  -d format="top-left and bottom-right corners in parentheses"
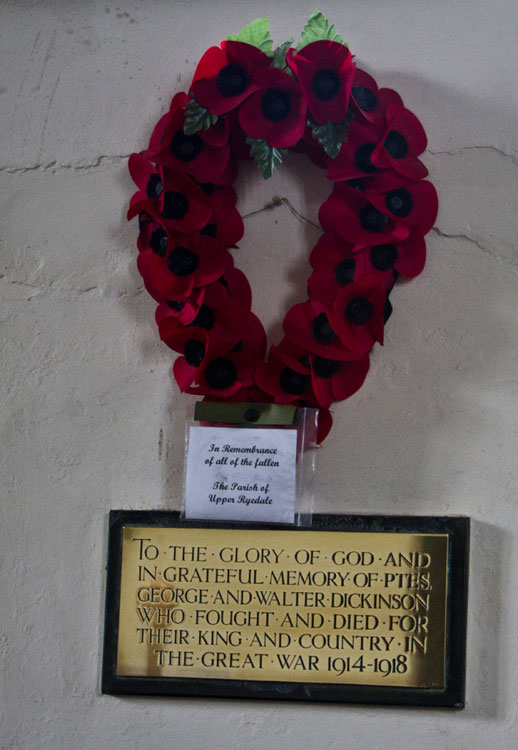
top-left (116, 526), bottom-right (448, 688)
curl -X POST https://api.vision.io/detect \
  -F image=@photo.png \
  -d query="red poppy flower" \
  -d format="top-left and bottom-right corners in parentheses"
top-left (202, 257), bottom-right (252, 311)
top-left (309, 353), bottom-right (370, 408)
top-left (319, 183), bottom-right (410, 246)
top-left (255, 339), bottom-right (315, 404)
top-left (127, 153), bottom-right (167, 221)
top-left (137, 235), bottom-right (228, 300)
top-left (287, 40), bottom-right (356, 124)
top-left (308, 232), bottom-right (395, 304)
top-left (132, 168), bottom-right (212, 234)
top-left (350, 69), bottom-right (403, 125)
top-left (128, 152), bottom-right (163, 194)
top-left (155, 286), bottom-right (205, 326)
top-left (366, 175), bottom-right (438, 235)
top-left (145, 93), bottom-right (189, 153)
top-left (169, 327), bottom-right (210, 391)
top-left (159, 267), bottom-right (262, 353)
top-left (166, 311), bottom-right (265, 394)
top-left (370, 104), bottom-right (428, 180)
top-left (329, 277), bottom-right (385, 354)
top-left (188, 349), bottom-right (257, 398)
top-left (239, 66), bottom-right (307, 148)
top-left (133, 249), bottom-right (164, 304)
top-left (324, 229), bottom-right (426, 285)
top-left (283, 300), bottom-right (366, 361)
top-left (167, 303), bottom-right (265, 393)
top-left (374, 229), bottom-right (426, 278)
top-left (147, 112), bottom-right (171, 153)
top-left (149, 93), bottom-right (231, 183)
top-left (136, 212), bottom-right (171, 255)
top-left (197, 183), bottom-right (244, 247)
top-left (137, 234), bottom-right (205, 310)
top-left (326, 117), bottom-right (385, 182)
top-left (222, 266), bottom-right (252, 308)
top-left (190, 41), bottom-right (271, 115)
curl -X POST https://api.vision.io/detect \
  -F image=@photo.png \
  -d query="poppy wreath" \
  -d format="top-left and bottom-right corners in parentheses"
top-left (128, 12), bottom-right (438, 443)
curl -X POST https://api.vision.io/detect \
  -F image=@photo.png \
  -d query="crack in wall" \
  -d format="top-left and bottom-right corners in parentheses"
top-left (0, 154), bottom-right (132, 174)
top-left (0, 145), bottom-right (517, 174)
top-left (431, 226), bottom-right (517, 265)
top-left (0, 275), bottom-right (145, 300)
top-left (427, 145), bottom-right (518, 164)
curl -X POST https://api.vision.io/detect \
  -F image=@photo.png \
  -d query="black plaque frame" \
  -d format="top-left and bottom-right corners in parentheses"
top-left (102, 511), bottom-right (469, 708)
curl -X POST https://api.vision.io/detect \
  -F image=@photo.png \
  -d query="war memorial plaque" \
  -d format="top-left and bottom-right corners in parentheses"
top-left (102, 512), bottom-right (468, 707)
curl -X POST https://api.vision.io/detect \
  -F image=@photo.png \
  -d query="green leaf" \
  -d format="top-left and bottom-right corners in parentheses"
top-left (183, 96), bottom-right (219, 135)
top-left (271, 38), bottom-right (294, 69)
top-left (310, 117), bottom-right (351, 159)
top-left (227, 17), bottom-right (273, 55)
top-left (246, 137), bottom-right (287, 179)
top-left (297, 9), bottom-right (344, 51)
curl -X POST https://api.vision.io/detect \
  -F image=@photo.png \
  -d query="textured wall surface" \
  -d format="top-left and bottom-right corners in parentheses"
top-left (1, 1), bottom-right (517, 748)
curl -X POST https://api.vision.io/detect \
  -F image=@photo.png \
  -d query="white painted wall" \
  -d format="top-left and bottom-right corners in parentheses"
top-left (1, 1), bottom-right (517, 747)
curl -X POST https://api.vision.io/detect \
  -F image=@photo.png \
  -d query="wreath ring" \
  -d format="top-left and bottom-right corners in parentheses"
top-left (128, 12), bottom-right (438, 442)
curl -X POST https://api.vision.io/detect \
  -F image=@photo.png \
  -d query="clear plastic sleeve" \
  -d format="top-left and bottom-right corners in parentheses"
top-left (181, 402), bottom-right (319, 527)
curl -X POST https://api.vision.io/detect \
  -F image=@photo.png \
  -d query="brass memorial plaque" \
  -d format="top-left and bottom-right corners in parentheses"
top-left (103, 513), bottom-right (469, 707)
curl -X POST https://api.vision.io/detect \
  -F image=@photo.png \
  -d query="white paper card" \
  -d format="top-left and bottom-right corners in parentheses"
top-left (185, 426), bottom-right (297, 523)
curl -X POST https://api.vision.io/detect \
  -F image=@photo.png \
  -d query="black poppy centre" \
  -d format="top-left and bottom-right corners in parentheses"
top-left (385, 188), bottom-right (412, 217)
top-left (184, 338), bottom-right (206, 367)
top-left (384, 130), bottom-right (408, 159)
top-left (354, 143), bottom-right (379, 174)
top-left (198, 182), bottom-right (215, 196)
top-left (346, 297), bottom-right (374, 325)
top-left (359, 204), bottom-right (389, 233)
top-left (352, 85), bottom-right (378, 112)
top-left (261, 88), bottom-right (292, 122)
top-left (335, 258), bottom-right (356, 286)
top-left (189, 304), bottom-right (215, 330)
top-left (146, 173), bottom-right (163, 199)
top-left (204, 357), bottom-right (237, 389)
top-left (279, 367), bottom-right (310, 395)
top-left (216, 64), bottom-right (249, 98)
top-left (170, 131), bottom-right (203, 163)
top-left (150, 227), bottom-right (168, 256)
top-left (345, 178), bottom-right (367, 191)
top-left (167, 246), bottom-right (199, 276)
top-left (370, 243), bottom-right (398, 271)
top-left (313, 356), bottom-right (341, 378)
top-left (200, 222), bottom-right (218, 238)
top-left (311, 313), bottom-right (338, 345)
top-left (167, 300), bottom-right (185, 311)
top-left (161, 191), bottom-right (189, 221)
top-left (311, 69), bottom-right (340, 101)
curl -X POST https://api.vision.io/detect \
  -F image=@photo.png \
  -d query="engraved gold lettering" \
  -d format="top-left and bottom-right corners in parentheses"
top-left (116, 527), bottom-right (448, 688)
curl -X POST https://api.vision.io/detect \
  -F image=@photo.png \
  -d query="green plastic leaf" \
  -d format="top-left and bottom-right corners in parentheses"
top-left (246, 137), bottom-right (287, 179)
top-left (311, 117), bottom-right (351, 159)
top-left (227, 17), bottom-right (273, 55)
top-left (272, 38), bottom-right (294, 70)
top-left (297, 9), bottom-right (344, 51)
top-left (183, 96), bottom-right (219, 135)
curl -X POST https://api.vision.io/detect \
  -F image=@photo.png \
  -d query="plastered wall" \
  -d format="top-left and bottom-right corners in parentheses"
top-left (1, 1), bottom-right (517, 748)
